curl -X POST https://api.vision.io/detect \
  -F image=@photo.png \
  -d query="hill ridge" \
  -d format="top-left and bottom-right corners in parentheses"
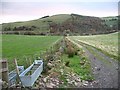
top-left (1, 14), bottom-right (118, 35)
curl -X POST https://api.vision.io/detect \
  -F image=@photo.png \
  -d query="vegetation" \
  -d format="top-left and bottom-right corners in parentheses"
top-left (1, 13), bottom-right (119, 88)
top-left (61, 38), bottom-right (94, 81)
top-left (2, 35), bottom-right (61, 70)
top-left (1, 14), bottom-right (118, 35)
top-left (0, 35), bottom-right (2, 58)
top-left (61, 54), bottom-right (94, 81)
top-left (69, 32), bottom-right (119, 60)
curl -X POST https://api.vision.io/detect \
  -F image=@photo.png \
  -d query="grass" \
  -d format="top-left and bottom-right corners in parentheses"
top-left (69, 32), bottom-right (119, 60)
top-left (2, 14), bottom-right (71, 32)
top-left (0, 34), bottom-right (2, 58)
top-left (101, 16), bottom-right (118, 26)
top-left (61, 53), bottom-right (94, 81)
top-left (2, 35), bottom-right (61, 70)
top-left (82, 42), bottom-right (113, 65)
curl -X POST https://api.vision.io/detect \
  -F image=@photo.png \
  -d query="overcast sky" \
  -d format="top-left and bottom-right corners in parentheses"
top-left (0, 0), bottom-right (119, 24)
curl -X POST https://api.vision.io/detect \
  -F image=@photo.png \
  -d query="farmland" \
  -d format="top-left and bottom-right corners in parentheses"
top-left (2, 35), bottom-right (61, 70)
top-left (69, 32), bottom-right (119, 60)
top-left (0, 35), bottom-right (2, 58)
top-left (1, 32), bottom-right (119, 88)
top-left (67, 32), bottom-right (118, 88)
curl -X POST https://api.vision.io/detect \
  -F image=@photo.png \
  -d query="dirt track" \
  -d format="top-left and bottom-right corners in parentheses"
top-left (68, 38), bottom-right (118, 88)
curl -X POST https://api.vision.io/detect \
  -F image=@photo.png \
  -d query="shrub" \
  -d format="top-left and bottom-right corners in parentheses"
top-left (66, 46), bottom-right (75, 58)
top-left (65, 61), bottom-right (70, 66)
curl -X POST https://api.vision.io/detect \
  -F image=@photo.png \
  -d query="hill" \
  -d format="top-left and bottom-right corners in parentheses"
top-left (1, 14), bottom-right (118, 35)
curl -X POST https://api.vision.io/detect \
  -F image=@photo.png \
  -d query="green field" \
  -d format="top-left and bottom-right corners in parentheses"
top-left (69, 32), bottom-right (119, 60)
top-left (0, 35), bottom-right (2, 58)
top-left (2, 35), bottom-right (61, 70)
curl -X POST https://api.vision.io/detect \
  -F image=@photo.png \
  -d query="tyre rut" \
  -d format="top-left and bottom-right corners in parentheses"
top-left (69, 38), bottom-right (118, 88)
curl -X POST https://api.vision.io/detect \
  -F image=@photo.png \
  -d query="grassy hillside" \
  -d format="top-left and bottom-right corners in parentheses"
top-left (2, 14), bottom-right (118, 35)
top-left (69, 32), bottom-right (119, 60)
top-left (2, 14), bottom-right (71, 32)
top-left (2, 35), bottom-right (61, 70)
top-left (101, 16), bottom-right (118, 30)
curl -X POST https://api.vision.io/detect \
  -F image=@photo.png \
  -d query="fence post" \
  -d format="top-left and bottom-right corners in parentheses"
top-left (0, 60), bottom-right (9, 86)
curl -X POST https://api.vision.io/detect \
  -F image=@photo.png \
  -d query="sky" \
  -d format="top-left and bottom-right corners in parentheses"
top-left (0, 0), bottom-right (119, 24)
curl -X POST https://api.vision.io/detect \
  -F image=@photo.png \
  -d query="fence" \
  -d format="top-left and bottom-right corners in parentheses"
top-left (0, 60), bottom-right (9, 84)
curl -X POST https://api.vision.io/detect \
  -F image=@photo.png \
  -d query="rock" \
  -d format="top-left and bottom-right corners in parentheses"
top-left (56, 52), bottom-right (62, 56)
top-left (80, 61), bottom-right (85, 65)
top-left (54, 79), bottom-right (59, 83)
top-left (43, 76), bottom-right (49, 83)
top-left (68, 81), bottom-right (72, 85)
top-left (56, 82), bottom-right (59, 85)
top-left (71, 81), bottom-right (75, 84)
top-left (82, 80), bottom-right (88, 86)
top-left (47, 62), bottom-right (53, 68)
top-left (43, 78), bottom-right (47, 83)
top-left (35, 80), bottom-right (39, 84)
top-left (92, 80), bottom-right (99, 85)
top-left (74, 82), bottom-right (78, 86)
top-left (76, 77), bottom-right (81, 82)
top-left (50, 83), bottom-right (56, 87)
top-left (60, 69), bottom-right (64, 75)
top-left (97, 68), bottom-right (100, 71)
top-left (35, 85), bottom-right (39, 88)
top-left (40, 83), bottom-right (45, 87)
top-left (46, 83), bottom-right (53, 88)
top-left (116, 67), bottom-right (118, 70)
top-left (40, 74), bottom-right (43, 77)
top-left (95, 67), bottom-right (100, 71)
top-left (59, 47), bottom-right (64, 53)
top-left (71, 73), bottom-right (75, 76)
top-left (66, 79), bottom-right (70, 82)
top-left (57, 60), bottom-right (61, 63)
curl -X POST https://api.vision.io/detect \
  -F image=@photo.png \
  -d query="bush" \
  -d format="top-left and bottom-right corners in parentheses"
top-left (66, 46), bottom-right (75, 58)
top-left (65, 61), bottom-right (70, 66)
top-left (24, 31), bottom-right (36, 35)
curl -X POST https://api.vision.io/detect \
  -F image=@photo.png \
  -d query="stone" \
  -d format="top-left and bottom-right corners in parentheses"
top-left (56, 82), bottom-right (59, 85)
top-left (97, 68), bottom-right (100, 71)
top-left (35, 80), bottom-right (39, 84)
top-left (95, 67), bottom-right (100, 71)
top-left (80, 61), bottom-right (85, 65)
top-left (46, 83), bottom-right (53, 88)
top-left (47, 62), bottom-right (53, 68)
top-left (54, 79), bottom-right (59, 83)
top-left (57, 60), bottom-right (61, 63)
top-left (66, 79), bottom-right (70, 82)
top-left (74, 82), bottom-right (78, 86)
top-left (76, 77), bottom-right (81, 82)
top-left (43, 78), bottom-right (47, 83)
top-left (50, 83), bottom-right (56, 87)
top-left (59, 47), bottom-right (64, 53)
top-left (82, 80), bottom-right (88, 86)
top-left (60, 69), bottom-right (64, 75)
top-left (68, 81), bottom-right (72, 85)
top-left (116, 67), bottom-right (118, 70)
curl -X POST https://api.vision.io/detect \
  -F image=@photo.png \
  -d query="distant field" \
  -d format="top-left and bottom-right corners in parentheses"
top-left (69, 32), bottom-right (119, 60)
top-left (2, 35), bottom-right (61, 70)
top-left (0, 35), bottom-right (2, 58)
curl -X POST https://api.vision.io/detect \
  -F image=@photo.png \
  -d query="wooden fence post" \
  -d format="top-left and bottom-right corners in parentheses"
top-left (14, 58), bottom-right (23, 87)
top-left (0, 60), bottom-right (9, 85)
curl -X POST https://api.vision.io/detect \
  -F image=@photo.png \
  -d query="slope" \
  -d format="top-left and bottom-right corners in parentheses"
top-left (2, 14), bottom-right (118, 35)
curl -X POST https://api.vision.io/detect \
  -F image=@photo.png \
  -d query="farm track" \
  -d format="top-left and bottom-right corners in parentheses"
top-left (68, 37), bottom-right (118, 88)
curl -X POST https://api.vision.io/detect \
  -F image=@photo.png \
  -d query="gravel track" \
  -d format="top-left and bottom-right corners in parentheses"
top-left (69, 38), bottom-right (118, 88)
